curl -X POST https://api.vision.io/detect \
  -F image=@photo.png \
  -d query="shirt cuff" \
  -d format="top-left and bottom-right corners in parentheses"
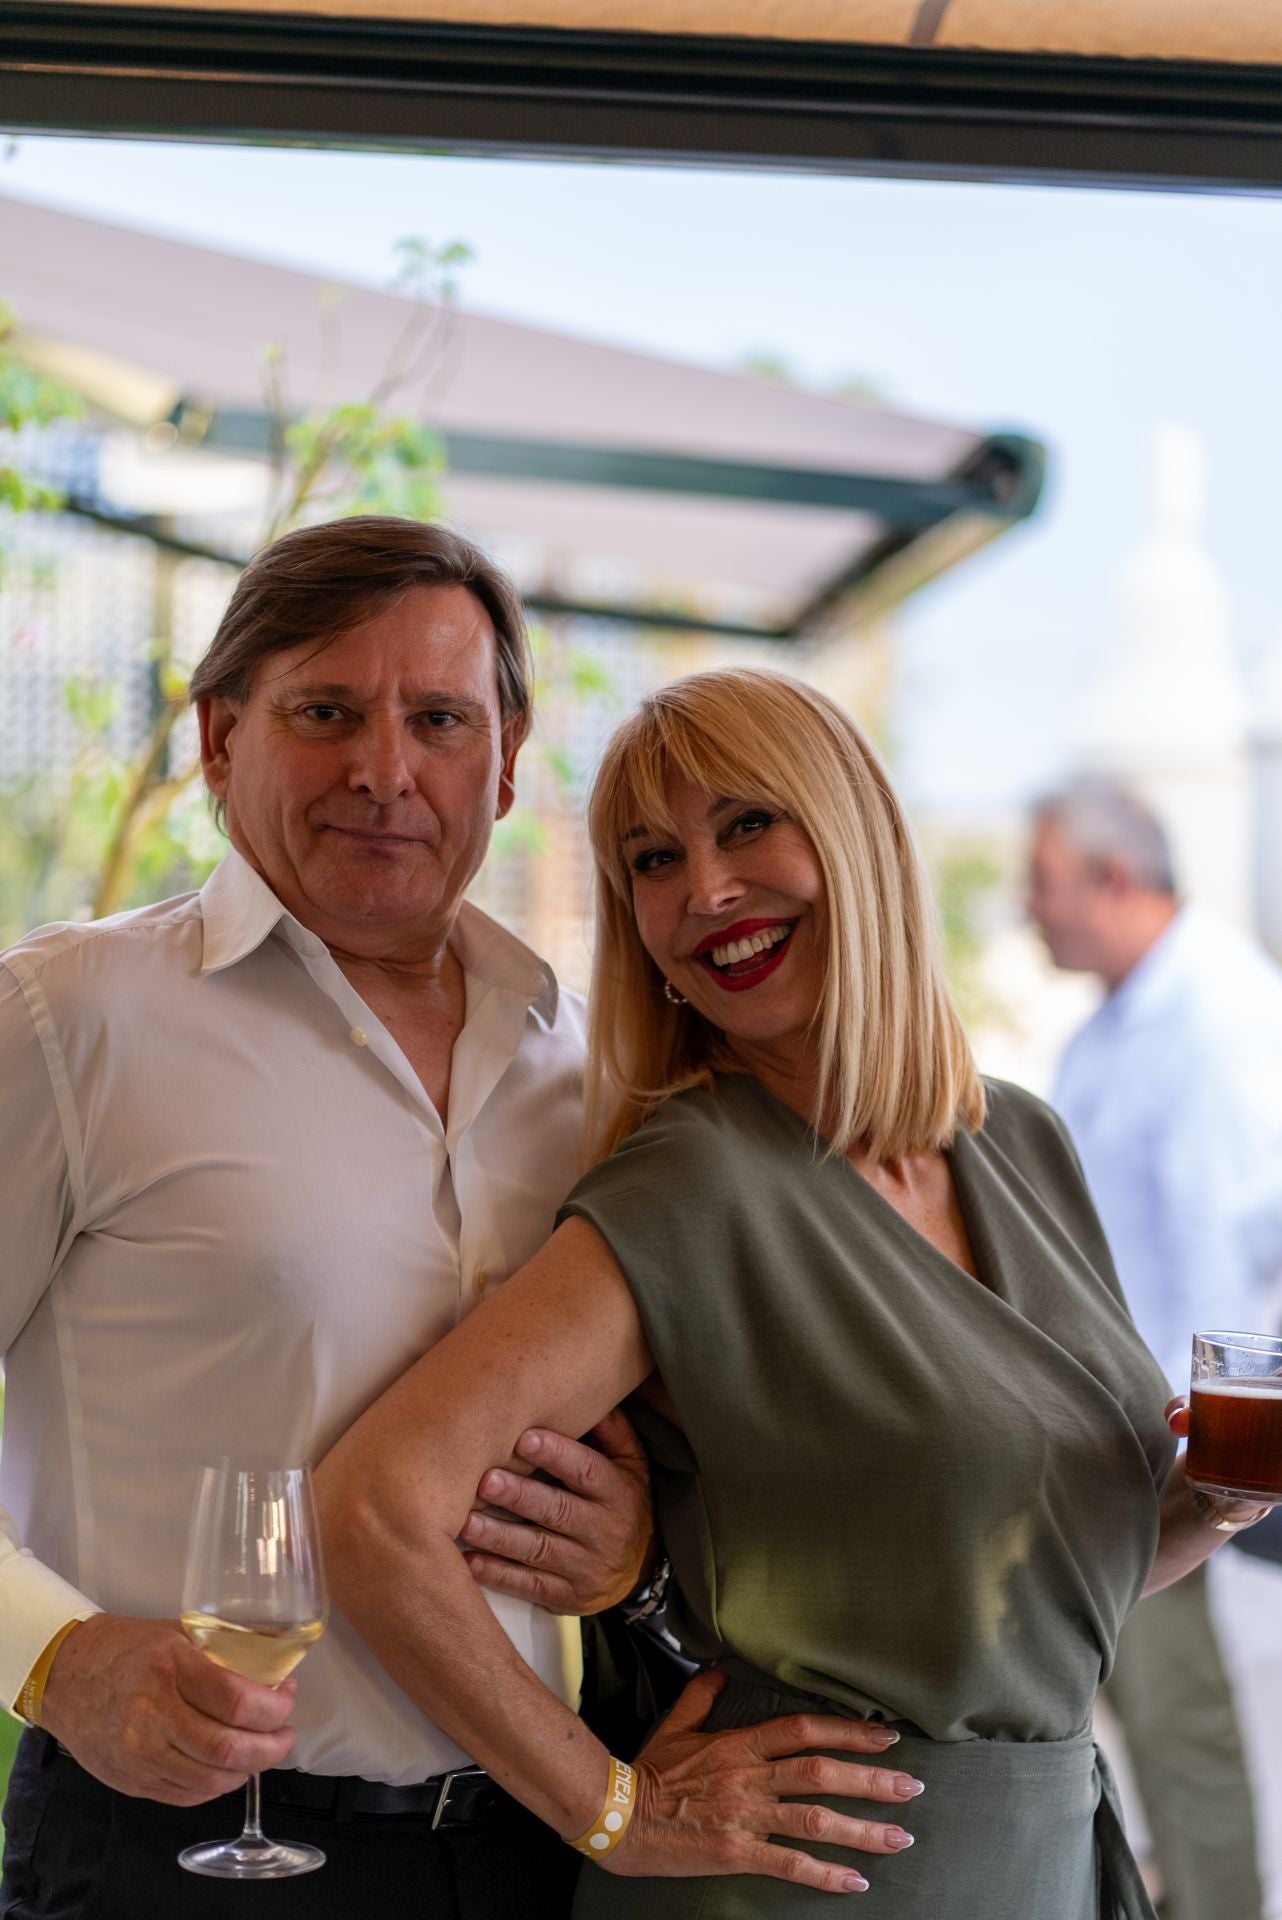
top-left (0, 1546), bottom-right (100, 1719)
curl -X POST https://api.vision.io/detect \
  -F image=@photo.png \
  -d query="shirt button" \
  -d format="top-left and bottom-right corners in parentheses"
top-left (473, 1270), bottom-right (489, 1298)
top-left (350, 1028), bottom-right (367, 1046)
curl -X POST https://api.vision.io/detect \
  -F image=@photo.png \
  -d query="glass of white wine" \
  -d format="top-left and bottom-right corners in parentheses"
top-left (178, 1460), bottom-right (328, 1879)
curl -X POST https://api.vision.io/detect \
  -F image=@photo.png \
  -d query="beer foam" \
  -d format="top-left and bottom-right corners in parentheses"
top-left (1192, 1378), bottom-right (1282, 1398)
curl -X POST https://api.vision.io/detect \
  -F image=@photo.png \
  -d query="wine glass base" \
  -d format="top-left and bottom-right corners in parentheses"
top-left (179, 1837), bottom-right (326, 1879)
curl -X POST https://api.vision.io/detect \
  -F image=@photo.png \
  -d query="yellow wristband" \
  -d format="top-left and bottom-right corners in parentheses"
top-left (567, 1757), bottom-right (637, 1859)
top-left (15, 1619), bottom-right (83, 1727)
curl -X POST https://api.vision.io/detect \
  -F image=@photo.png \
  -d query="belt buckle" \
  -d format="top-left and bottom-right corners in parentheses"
top-left (430, 1767), bottom-right (468, 1832)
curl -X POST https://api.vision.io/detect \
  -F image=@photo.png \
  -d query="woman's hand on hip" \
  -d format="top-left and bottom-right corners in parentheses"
top-left (606, 1669), bottom-right (923, 1893)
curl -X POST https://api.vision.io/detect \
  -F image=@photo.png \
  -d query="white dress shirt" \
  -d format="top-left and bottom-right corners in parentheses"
top-left (1053, 905), bottom-right (1282, 1393)
top-left (0, 849), bottom-right (586, 1782)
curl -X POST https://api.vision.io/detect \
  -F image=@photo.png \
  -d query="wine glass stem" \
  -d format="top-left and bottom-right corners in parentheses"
top-left (242, 1772), bottom-right (266, 1845)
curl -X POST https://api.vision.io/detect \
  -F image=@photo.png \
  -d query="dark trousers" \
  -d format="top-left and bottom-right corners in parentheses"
top-left (1, 1731), bottom-right (581, 1920)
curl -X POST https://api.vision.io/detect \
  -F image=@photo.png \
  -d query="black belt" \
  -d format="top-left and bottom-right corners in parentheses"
top-left (260, 1763), bottom-right (499, 1827)
top-left (36, 1734), bottom-right (498, 1830)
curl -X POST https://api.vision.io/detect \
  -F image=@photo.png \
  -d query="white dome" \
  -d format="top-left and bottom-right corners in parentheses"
top-left (1081, 422), bottom-right (1245, 768)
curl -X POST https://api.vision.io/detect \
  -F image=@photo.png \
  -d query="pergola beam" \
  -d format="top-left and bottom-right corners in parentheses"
top-left (176, 404), bottom-right (1043, 526)
top-left (58, 417), bottom-right (1042, 639)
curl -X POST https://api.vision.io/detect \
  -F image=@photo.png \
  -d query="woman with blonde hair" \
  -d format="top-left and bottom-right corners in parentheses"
top-left (321, 667), bottom-right (1246, 1919)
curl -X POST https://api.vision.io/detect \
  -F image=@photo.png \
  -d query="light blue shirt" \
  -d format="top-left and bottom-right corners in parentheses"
top-left (1053, 906), bottom-right (1282, 1392)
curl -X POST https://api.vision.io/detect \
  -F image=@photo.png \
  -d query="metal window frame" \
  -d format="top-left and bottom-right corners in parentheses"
top-left (4, 4), bottom-right (1282, 192)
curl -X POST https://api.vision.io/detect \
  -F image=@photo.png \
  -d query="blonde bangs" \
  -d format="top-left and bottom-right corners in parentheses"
top-left (591, 688), bottom-right (798, 905)
top-left (584, 669), bottom-right (986, 1165)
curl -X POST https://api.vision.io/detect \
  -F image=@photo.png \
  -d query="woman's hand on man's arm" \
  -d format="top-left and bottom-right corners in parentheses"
top-left (461, 1407), bottom-right (657, 1615)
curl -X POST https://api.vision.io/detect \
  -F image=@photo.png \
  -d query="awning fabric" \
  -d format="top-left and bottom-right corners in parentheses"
top-left (0, 191), bottom-right (1041, 639)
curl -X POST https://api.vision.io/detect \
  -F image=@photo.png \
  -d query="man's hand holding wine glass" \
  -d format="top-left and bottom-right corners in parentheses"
top-left (38, 1612), bottom-right (299, 1805)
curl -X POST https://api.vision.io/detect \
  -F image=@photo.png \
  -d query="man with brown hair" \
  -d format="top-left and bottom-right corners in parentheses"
top-left (0, 516), bottom-right (651, 1917)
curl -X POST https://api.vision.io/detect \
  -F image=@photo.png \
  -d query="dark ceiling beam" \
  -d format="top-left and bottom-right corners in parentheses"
top-left (5, 4), bottom-right (1282, 190)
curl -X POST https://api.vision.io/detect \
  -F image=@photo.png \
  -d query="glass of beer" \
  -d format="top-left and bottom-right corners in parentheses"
top-left (1187, 1332), bottom-right (1282, 1503)
top-left (178, 1461), bottom-right (328, 1879)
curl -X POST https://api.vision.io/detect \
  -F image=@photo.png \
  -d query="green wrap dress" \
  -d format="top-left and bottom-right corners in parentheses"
top-left (560, 1074), bottom-right (1174, 1919)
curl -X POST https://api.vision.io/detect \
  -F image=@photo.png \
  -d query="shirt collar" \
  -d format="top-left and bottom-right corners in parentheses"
top-left (198, 850), bottom-right (316, 974)
top-left (453, 899), bottom-right (560, 1027)
top-left (199, 850), bottom-right (559, 1023)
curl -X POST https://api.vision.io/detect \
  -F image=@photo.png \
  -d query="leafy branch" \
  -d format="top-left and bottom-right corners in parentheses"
top-left (0, 300), bottom-right (81, 529)
top-left (260, 237), bottom-right (470, 542)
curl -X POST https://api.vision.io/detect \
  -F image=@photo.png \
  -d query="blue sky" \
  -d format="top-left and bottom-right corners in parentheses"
top-left (5, 135), bottom-right (1281, 818)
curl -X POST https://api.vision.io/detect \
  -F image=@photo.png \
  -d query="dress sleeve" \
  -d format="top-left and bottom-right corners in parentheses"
top-left (556, 1093), bottom-right (748, 1403)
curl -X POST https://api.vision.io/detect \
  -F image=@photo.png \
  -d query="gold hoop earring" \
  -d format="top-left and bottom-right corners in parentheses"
top-left (663, 980), bottom-right (687, 1006)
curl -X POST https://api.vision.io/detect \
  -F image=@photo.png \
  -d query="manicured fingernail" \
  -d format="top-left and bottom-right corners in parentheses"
top-left (517, 1430), bottom-right (542, 1457)
top-left (843, 1874), bottom-right (869, 1892)
top-left (870, 1729), bottom-right (900, 1746)
top-left (481, 1470), bottom-right (509, 1498)
top-left (894, 1777), bottom-right (925, 1798)
top-left (885, 1828), bottom-right (915, 1850)
top-left (460, 1512), bottom-right (483, 1539)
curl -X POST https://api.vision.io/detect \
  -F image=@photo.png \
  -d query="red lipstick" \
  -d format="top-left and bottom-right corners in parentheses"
top-left (691, 917), bottom-right (794, 960)
top-left (690, 918), bottom-right (797, 993)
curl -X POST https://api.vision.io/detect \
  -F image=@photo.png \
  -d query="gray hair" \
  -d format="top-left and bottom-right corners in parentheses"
top-left (1034, 777), bottom-right (1178, 895)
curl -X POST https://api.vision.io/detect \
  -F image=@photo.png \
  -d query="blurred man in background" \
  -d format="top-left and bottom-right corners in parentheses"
top-left (1029, 775), bottom-right (1282, 1920)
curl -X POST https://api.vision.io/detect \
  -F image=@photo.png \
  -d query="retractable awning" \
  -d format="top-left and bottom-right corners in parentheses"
top-left (0, 191), bottom-right (1043, 641)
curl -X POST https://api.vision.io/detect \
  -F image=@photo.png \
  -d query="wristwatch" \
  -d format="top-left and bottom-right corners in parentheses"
top-left (1190, 1486), bottom-right (1273, 1533)
top-left (621, 1554), bottom-right (672, 1624)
